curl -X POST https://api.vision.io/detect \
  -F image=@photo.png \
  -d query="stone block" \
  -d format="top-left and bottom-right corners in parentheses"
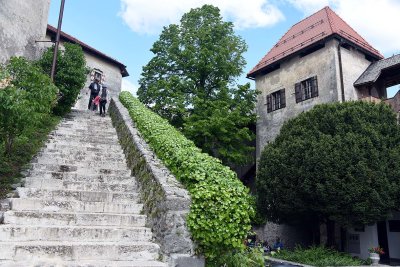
top-left (169, 254), bottom-right (205, 267)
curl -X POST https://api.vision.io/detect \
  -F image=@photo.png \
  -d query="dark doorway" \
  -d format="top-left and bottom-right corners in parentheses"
top-left (377, 221), bottom-right (390, 262)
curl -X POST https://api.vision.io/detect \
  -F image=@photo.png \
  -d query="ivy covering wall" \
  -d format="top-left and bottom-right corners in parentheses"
top-left (119, 91), bottom-right (254, 258)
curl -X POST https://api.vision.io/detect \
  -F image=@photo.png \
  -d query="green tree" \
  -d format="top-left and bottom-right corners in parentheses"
top-left (256, 101), bottom-right (400, 246)
top-left (0, 57), bottom-right (57, 155)
top-left (38, 43), bottom-right (88, 115)
top-left (138, 4), bottom-right (257, 165)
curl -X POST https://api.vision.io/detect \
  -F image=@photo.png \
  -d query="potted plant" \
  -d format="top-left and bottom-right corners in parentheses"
top-left (368, 246), bottom-right (384, 265)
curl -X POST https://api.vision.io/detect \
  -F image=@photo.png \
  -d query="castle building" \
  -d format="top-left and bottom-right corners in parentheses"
top-left (248, 6), bottom-right (400, 262)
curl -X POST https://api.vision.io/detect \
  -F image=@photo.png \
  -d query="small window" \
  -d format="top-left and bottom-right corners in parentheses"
top-left (91, 68), bottom-right (104, 83)
top-left (354, 226), bottom-right (365, 232)
top-left (389, 220), bottom-right (400, 232)
top-left (266, 89), bottom-right (286, 113)
top-left (295, 76), bottom-right (318, 103)
top-left (94, 71), bottom-right (102, 81)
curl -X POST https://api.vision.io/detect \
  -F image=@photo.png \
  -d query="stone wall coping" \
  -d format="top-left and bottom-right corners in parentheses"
top-left (111, 98), bottom-right (190, 200)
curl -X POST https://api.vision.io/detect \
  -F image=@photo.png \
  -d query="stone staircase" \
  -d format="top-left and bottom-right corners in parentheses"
top-left (0, 110), bottom-right (167, 267)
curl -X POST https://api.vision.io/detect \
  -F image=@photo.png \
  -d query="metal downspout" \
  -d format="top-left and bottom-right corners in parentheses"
top-left (337, 40), bottom-right (345, 102)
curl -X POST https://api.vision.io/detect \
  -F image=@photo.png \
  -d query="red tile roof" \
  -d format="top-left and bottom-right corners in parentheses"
top-left (247, 6), bottom-right (383, 78)
top-left (46, 25), bottom-right (129, 77)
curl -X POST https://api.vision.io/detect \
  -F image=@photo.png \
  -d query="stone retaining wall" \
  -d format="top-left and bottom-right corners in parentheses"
top-left (109, 98), bottom-right (204, 267)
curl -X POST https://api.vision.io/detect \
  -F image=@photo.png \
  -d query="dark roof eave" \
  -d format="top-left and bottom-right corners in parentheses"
top-left (354, 80), bottom-right (372, 87)
top-left (248, 34), bottom-right (382, 79)
top-left (47, 25), bottom-right (129, 77)
top-left (332, 34), bottom-right (383, 60)
top-left (247, 38), bottom-right (328, 79)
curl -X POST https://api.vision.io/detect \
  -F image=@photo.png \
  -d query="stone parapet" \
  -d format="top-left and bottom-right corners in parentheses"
top-left (109, 98), bottom-right (204, 267)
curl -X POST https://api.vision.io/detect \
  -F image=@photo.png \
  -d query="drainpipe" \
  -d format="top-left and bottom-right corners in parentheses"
top-left (337, 40), bottom-right (345, 102)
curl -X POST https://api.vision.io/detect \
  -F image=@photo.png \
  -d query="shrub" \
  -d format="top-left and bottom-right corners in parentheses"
top-left (257, 101), bottom-right (400, 245)
top-left (0, 113), bottom-right (60, 198)
top-left (37, 43), bottom-right (88, 116)
top-left (119, 91), bottom-right (254, 258)
top-left (0, 57), bottom-right (57, 155)
top-left (273, 246), bottom-right (364, 267)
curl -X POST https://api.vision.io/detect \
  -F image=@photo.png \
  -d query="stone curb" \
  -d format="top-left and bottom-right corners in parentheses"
top-left (109, 98), bottom-right (204, 267)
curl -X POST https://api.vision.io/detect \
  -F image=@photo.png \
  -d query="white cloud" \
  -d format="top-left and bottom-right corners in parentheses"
top-left (121, 79), bottom-right (139, 96)
top-left (119, 0), bottom-right (284, 34)
top-left (286, 0), bottom-right (332, 13)
top-left (287, 0), bottom-right (400, 56)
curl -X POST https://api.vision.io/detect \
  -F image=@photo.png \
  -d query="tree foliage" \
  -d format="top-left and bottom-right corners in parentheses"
top-left (138, 4), bottom-right (257, 165)
top-left (38, 43), bottom-right (88, 115)
top-left (256, 101), bottom-right (400, 229)
top-left (0, 57), bottom-right (57, 155)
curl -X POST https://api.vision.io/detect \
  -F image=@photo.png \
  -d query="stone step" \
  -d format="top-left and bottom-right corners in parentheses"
top-left (60, 116), bottom-right (112, 122)
top-left (45, 142), bottom-right (124, 153)
top-left (17, 188), bottom-right (139, 203)
top-left (46, 139), bottom-right (120, 148)
top-left (51, 125), bottom-right (116, 132)
top-left (34, 154), bottom-right (127, 165)
top-left (53, 128), bottom-right (117, 136)
top-left (0, 225), bottom-right (152, 242)
top-left (50, 130), bottom-right (119, 138)
top-left (37, 149), bottom-right (125, 159)
top-left (0, 259), bottom-right (167, 267)
top-left (4, 211), bottom-right (147, 227)
top-left (0, 241), bottom-right (160, 261)
top-left (25, 178), bottom-right (137, 192)
top-left (25, 171), bottom-right (135, 183)
top-left (9, 198), bottom-right (143, 214)
top-left (34, 155), bottom-right (127, 164)
top-left (48, 134), bottom-right (118, 144)
top-left (28, 164), bottom-right (130, 176)
top-left (54, 127), bottom-right (116, 134)
top-left (32, 158), bottom-right (128, 169)
top-left (46, 137), bottom-right (120, 148)
top-left (58, 118), bottom-right (113, 125)
top-left (53, 125), bottom-right (117, 132)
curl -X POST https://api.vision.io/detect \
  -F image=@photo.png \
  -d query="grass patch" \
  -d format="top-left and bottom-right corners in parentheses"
top-left (0, 114), bottom-right (60, 198)
top-left (207, 247), bottom-right (265, 267)
top-left (272, 246), bottom-right (367, 267)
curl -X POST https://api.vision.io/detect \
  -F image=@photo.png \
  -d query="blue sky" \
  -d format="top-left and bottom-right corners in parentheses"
top-left (48, 0), bottom-right (400, 96)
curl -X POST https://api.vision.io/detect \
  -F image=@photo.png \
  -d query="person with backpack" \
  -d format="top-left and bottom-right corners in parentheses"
top-left (87, 78), bottom-right (101, 110)
top-left (99, 84), bottom-right (108, 117)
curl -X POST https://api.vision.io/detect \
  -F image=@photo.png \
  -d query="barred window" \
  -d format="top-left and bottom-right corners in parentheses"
top-left (267, 89), bottom-right (286, 113)
top-left (295, 76), bottom-right (318, 103)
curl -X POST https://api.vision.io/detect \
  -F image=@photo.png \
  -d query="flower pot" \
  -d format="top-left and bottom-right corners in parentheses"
top-left (369, 252), bottom-right (380, 265)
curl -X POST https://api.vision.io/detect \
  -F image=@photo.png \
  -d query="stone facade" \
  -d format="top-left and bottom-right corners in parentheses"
top-left (253, 223), bottom-right (311, 249)
top-left (109, 98), bottom-right (204, 267)
top-left (72, 51), bottom-right (124, 110)
top-left (41, 29), bottom-right (128, 110)
top-left (255, 39), bottom-right (372, 158)
top-left (0, 0), bottom-right (50, 63)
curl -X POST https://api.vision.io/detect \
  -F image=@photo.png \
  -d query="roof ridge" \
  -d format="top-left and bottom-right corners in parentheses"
top-left (286, 6), bottom-right (328, 31)
top-left (251, 7), bottom-right (329, 71)
top-left (247, 6), bottom-right (383, 78)
top-left (324, 6), bottom-right (335, 33)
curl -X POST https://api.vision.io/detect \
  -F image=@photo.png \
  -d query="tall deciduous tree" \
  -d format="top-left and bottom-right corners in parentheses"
top-left (138, 4), bottom-right (257, 165)
top-left (38, 43), bottom-right (88, 116)
top-left (256, 101), bottom-right (400, 246)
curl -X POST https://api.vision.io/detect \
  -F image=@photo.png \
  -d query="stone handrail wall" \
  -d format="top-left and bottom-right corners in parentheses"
top-left (109, 98), bottom-right (204, 267)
